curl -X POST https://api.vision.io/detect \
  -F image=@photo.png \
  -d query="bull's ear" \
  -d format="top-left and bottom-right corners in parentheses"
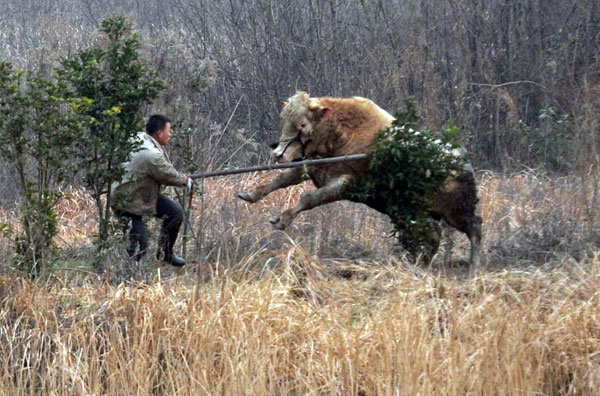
top-left (280, 101), bottom-right (288, 108)
top-left (320, 107), bottom-right (334, 121)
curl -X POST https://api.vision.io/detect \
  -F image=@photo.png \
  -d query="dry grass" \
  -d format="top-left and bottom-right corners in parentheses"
top-left (0, 171), bottom-right (599, 395)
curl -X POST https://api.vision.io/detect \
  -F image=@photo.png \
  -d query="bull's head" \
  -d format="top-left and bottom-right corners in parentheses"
top-left (271, 91), bottom-right (333, 162)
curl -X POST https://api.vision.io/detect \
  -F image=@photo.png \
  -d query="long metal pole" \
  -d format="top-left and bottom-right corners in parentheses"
top-left (189, 153), bottom-right (368, 179)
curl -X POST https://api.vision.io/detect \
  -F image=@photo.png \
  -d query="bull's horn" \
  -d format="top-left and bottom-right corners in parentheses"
top-left (308, 100), bottom-right (320, 111)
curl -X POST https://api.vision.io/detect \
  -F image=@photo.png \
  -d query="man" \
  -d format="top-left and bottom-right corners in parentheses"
top-left (111, 114), bottom-right (192, 267)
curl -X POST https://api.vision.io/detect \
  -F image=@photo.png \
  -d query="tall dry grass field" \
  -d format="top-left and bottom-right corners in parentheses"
top-left (0, 171), bottom-right (599, 395)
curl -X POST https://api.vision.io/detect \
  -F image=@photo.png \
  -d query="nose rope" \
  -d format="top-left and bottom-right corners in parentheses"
top-left (276, 132), bottom-right (311, 160)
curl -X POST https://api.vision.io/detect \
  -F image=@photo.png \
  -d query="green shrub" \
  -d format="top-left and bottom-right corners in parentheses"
top-left (348, 98), bottom-right (466, 259)
top-left (0, 62), bottom-right (89, 275)
top-left (58, 17), bottom-right (165, 264)
top-left (520, 107), bottom-right (572, 171)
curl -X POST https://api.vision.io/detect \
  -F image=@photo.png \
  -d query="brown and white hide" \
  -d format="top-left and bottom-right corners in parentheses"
top-left (237, 91), bottom-right (482, 270)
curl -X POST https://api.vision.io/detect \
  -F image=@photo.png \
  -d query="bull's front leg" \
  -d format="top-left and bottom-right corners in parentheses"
top-left (237, 167), bottom-right (304, 203)
top-left (270, 175), bottom-right (351, 230)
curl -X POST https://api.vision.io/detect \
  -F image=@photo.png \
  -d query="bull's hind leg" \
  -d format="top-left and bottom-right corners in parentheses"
top-left (434, 171), bottom-right (482, 272)
top-left (270, 176), bottom-right (351, 230)
top-left (468, 214), bottom-right (482, 271)
top-left (441, 213), bottom-right (483, 272)
top-left (237, 168), bottom-right (304, 203)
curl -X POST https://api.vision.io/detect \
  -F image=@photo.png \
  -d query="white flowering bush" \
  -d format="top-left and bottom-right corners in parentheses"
top-left (348, 98), bottom-right (466, 259)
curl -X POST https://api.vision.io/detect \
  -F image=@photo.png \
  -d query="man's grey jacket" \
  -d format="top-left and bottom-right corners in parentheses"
top-left (111, 132), bottom-right (188, 216)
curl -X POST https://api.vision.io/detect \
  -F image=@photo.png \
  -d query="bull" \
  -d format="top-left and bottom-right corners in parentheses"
top-left (237, 91), bottom-right (482, 269)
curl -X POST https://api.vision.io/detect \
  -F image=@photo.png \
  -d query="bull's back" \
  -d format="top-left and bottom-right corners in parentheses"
top-left (320, 97), bottom-right (394, 156)
top-left (307, 96), bottom-right (394, 185)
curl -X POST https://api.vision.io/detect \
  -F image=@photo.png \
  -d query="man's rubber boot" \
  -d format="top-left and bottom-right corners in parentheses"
top-left (163, 252), bottom-right (187, 267)
top-left (127, 235), bottom-right (146, 262)
top-left (157, 233), bottom-right (187, 267)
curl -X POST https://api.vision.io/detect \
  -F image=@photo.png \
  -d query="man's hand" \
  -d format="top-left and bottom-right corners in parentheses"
top-left (187, 177), bottom-right (193, 191)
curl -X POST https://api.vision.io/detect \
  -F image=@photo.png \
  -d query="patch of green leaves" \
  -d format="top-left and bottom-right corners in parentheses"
top-left (520, 107), bottom-right (572, 171)
top-left (0, 61), bottom-right (90, 275)
top-left (348, 98), bottom-right (466, 259)
top-left (58, 16), bottom-right (165, 261)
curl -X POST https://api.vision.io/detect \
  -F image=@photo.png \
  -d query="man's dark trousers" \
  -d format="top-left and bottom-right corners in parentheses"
top-left (117, 194), bottom-right (184, 262)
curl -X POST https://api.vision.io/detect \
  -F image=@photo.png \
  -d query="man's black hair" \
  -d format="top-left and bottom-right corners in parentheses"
top-left (146, 114), bottom-right (171, 135)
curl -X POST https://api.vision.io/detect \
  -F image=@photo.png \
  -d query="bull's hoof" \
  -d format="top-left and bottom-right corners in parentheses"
top-left (270, 215), bottom-right (286, 230)
top-left (237, 192), bottom-right (256, 203)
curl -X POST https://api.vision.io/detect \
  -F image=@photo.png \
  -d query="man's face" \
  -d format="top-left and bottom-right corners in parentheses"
top-left (155, 122), bottom-right (172, 146)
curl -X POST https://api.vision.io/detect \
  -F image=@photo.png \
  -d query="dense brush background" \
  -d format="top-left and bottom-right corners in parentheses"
top-left (0, 1), bottom-right (599, 394)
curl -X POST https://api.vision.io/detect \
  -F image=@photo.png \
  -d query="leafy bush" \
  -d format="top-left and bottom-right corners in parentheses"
top-left (348, 98), bottom-right (466, 259)
top-left (520, 107), bottom-right (572, 171)
top-left (58, 17), bottom-right (165, 263)
top-left (0, 62), bottom-right (89, 275)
